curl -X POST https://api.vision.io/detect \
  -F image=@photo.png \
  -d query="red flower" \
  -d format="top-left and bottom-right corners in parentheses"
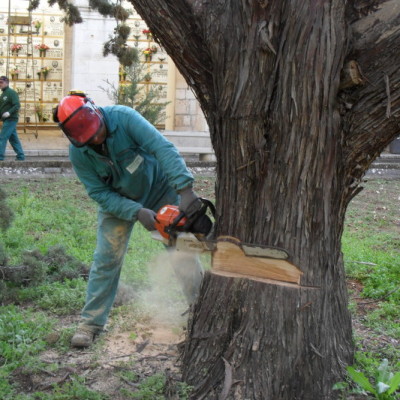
top-left (35, 44), bottom-right (49, 50)
top-left (11, 44), bottom-right (23, 51)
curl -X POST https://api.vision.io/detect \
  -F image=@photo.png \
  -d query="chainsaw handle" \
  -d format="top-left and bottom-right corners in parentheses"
top-left (199, 198), bottom-right (216, 218)
top-left (167, 210), bottom-right (187, 238)
top-left (181, 198), bottom-right (215, 232)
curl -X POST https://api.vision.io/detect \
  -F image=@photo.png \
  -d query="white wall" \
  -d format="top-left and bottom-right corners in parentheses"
top-left (174, 71), bottom-right (208, 132)
top-left (69, 0), bottom-right (119, 106)
top-left (69, 0), bottom-right (208, 131)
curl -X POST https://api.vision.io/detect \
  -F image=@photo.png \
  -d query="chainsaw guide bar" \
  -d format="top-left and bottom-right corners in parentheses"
top-left (217, 236), bottom-right (289, 260)
top-left (153, 231), bottom-right (289, 260)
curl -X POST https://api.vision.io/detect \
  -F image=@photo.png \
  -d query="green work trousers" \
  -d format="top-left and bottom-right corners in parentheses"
top-left (0, 119), bottom-right (25, 160)
top-left (80, 198), bottom-right (203, 333)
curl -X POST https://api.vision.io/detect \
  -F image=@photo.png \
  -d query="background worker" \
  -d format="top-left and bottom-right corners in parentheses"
top-left (0, 76), bottom-right (25, 161)
top-left (53, 92), bottom-right (203, 348)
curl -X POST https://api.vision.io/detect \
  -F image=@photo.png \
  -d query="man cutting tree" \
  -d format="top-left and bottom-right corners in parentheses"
top-left (53, 91), bottom-right (203, 348)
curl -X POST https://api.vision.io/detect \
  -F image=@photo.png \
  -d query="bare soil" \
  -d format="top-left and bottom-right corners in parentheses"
top-left (11, 312), bottom-right (186, 398)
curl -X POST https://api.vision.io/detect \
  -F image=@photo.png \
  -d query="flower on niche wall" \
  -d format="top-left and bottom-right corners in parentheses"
top-left (32, 20), bottom-right (42, 29)
top-left (11, 44), bottom-right (23, 52)
top-left (35, 43), bottom-right (49, 51)
top-left (142, 28), bottom-right (152, 39)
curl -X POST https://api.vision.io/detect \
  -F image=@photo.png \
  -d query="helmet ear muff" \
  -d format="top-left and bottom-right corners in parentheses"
top-left (85, 97), bottom-right (95, 106)
top-left (52, 106), bottom-right (59, 123)
top-left (84, 97), bottom-right (102, 118)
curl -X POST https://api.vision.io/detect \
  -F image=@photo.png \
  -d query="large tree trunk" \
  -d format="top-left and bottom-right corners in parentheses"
top-left (131, 0), bottom-right (400, 398)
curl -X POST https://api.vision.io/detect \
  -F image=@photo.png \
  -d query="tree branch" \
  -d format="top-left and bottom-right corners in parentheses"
top-left (129, 0), bottom-right (214, 114)
top-left (341, 0), bottom-right (400, 177)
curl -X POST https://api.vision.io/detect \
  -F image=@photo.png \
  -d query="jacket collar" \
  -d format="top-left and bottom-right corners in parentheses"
top-left (99, 107), bottom-right (117, 134)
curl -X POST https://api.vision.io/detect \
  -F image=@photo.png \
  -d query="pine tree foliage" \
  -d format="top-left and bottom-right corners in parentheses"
top-left (89, 0), bottom-right (130, 21)
top-left (99, 58), bottom-right (168, 125)
top-left (29, 0), bottom-right (136, 64)
top-left (103, 24), bottom-right (138, 66)
top-left (45, 0), bottom-right (83, 25)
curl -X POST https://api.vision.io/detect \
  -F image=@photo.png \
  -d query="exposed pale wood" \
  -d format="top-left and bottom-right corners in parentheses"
top-left (339, 60), bottom-right (365, 90)
top-left (212, 237), bottom-right (302, 284)
top-left (218, 235), bottom-right (289, 259)
top-left (211, 270), bottom-right (308, 288)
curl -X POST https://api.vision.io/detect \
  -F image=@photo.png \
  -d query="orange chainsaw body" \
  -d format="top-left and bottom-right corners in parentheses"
top-left (155, 205), bottom-right (187, 239)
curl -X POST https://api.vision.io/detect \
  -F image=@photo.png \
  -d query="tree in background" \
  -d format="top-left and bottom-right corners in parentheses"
top-left (99, 54), bottom-right (168, 126)
top-left (29, 1), bottom-right (400, 398)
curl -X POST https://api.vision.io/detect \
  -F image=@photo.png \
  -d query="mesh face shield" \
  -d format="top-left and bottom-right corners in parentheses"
top-left (58, 101), bottom-right (104, 147)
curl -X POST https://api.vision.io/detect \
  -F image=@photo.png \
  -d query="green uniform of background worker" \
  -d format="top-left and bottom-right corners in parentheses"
top-left (53, 91), bottom-right (204, 348)
top-left (0, 75), bottom-right (25, 161)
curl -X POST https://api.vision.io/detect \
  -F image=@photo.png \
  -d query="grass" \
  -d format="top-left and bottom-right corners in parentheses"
top-left (0, 175), bottom-right (399, 399)
top-left (0, 305), bottom-right (53, 366)
top-left (340, 179), bottom-right (400, 397)
top-left (0, 177), bottom-right (164, 289)
top-left (18, 279), bottom-right (87, 315)
top-left (342, 179), bottom-right (400, 340)
top-left (10, 377), bottom-right (109, 400)
top-left (0, 178), bottom-right (97, 264)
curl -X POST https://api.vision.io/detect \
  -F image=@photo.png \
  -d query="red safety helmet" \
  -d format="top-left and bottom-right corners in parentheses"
top-left (54, 91), bottom-right (104, 147)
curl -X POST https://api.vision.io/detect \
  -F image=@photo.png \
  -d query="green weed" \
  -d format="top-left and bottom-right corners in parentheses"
top-left (0, 178), bottom-right (97, 264)
top-left (176, 381), bottom-right (194, 399)
top-left (0, 305), bottom-right (52, 365)
top-left (117, 368), bottom-right (138, 383)
top-left (121, 373), bottom-right (165, 399)
top-left (0, 305), bottom-right (54, 396)
top-left (347, 359), bottom-right (400, 399)
top-left (334, 358), bottom-right (400, 399)
top-left (365, 304), bottom-right (400, 338)
top-left (18, 279), bottom-right (86, 315)
top-left (119, 372), bottom-right (192, 400)
top-left (6, 376), bottom-right (109, 400)
top-left (343, 180), bottom-right (400, 340)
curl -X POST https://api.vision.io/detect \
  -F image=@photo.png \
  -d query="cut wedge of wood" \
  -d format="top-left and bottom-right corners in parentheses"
top-left (212, 236), bottom-right (302, 284)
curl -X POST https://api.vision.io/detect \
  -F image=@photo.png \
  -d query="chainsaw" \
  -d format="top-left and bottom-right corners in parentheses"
top-left (152, 198), bottom-right (288, 258)
top-left (153, 198), bottom-right (216, 252)
top-left (152, 199), bottom-right (303, 285)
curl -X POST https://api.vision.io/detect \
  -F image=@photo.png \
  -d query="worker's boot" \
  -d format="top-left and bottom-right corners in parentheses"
top-left (71, 326), bottom-right (96, 348)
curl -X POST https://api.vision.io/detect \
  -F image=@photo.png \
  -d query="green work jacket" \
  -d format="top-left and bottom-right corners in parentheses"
top-left (69, 105), bottom-right (194, 221)
top-left (0, 86), bottom-right (20, 120)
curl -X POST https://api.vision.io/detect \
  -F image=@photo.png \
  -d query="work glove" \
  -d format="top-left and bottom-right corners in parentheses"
top-left (2, 112), bottom-right (10, 120)
top-left (137, 207), bottom-right (157, 231)
top-left (179, 187), bottom-right (202, 217)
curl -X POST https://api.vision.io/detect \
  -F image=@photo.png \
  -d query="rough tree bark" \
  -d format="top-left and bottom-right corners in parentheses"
top-left (130, 0), bottom-right (400, 398)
